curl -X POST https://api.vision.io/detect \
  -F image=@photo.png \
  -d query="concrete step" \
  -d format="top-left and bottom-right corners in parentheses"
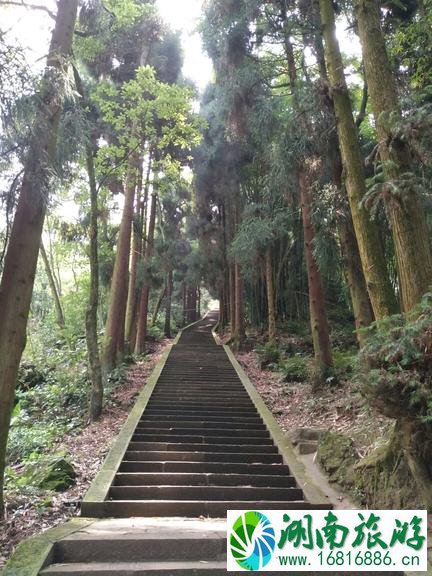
top-left (123, 451), bottom-right (283, 463)
top-left (113, 472), bottom-right (297, 487)
top-left (139, 414), bottom-right (264, 423)
top-left (81, 499), bottom-right (323, 518)
top-left (133, 427), bottom-right (269, 437)
top-left (143, 409), bottom-right (258, 417)
top-left (40, 561), bottom-right (231, 575)
top-left (127, 442), bottom-right (278, 453)
top-left (131, 434), bottom-right (272, 444)
top-left (108, 485), bottom-right (303, 501)
top-left (53, 533), bottom-right (225, 563)
top-left (118, 461), bottom-right (290, 475)
top-left (136, 420), bottom-right (266, 430)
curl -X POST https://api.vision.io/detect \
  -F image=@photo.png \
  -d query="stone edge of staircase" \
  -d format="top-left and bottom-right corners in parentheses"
top-left (212, 327), bottom-right (331, 510)
top-left (1, 518), bottom-right (96, 576)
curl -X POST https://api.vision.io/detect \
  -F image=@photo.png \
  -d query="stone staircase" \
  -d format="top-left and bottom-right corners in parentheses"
top-left (81, 313), bottom-right (315, 519)
top-left (38, 313), bottom-right (402, 575)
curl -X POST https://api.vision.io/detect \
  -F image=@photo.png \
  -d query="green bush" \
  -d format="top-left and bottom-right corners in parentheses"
top-left (255, 341), bottom-right (280, 368)
top-left (280, 355), bottom-right (310, 382)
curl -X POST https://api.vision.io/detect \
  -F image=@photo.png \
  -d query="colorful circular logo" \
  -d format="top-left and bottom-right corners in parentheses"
top-left (230, 511), bottom-right (276, 571)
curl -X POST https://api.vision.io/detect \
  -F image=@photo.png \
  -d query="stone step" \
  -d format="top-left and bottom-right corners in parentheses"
top-left (40, 561), bottom-right (232, 575)
top-left (113, 472), bottom-right (297, 487)
top-left (118, 461), bottom-right (290, 475)
top-left (143, 409), bottom-right (258, 417)
top-left (40, 564), bottom-right (405, 576)
top-left (123, 451), bottom-right (283, 463)
top-left (53, 533), bottom-right (225, 563)
top-left (133, 427), bottom-right (269, 437)
top-left (81, 499), bottom-right (320, 518)
top-left (146, 401), bottom-right (254, 408)
top-left (108, 485), bottom-right (303, 501)
top-left (139, 415), bottom-right (264, 424)
top-left (136, 420), bottom-right (266, 430)
top-left (131, 434), bottom-right (273, 444)
top-left (127, 441), bottom-right (278, 453)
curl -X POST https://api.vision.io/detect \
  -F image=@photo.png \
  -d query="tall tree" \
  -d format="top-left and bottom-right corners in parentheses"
top-left (356, 0), bottom-right (432, 311)
top-left (0, 0), bottom-right (78, 516)
top-left (319, 0), bottom-right (398, 319)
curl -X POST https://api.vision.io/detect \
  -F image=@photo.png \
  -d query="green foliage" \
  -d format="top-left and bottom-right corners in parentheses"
top-left (255, 341), bottom-right (280, 368)
top-left (280, 355), bottom-right (310, 383)
top-left (359, 295), bottom-right (432, 423)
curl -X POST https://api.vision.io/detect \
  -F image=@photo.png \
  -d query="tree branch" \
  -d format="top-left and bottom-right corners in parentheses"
top-left (0, 0), bottom-right (56, 20)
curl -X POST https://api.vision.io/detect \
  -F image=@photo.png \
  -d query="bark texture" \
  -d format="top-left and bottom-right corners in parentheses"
top-left (135, 192), bottom-right (157, 354)
top-left (319, 0), bottom-right (398, 319)
top-left (265, 248), bottom-right (276, 342)
top-left (356, 0), bottom-right (432, 311)
top-left (103, 157), bottom-right (138, 373)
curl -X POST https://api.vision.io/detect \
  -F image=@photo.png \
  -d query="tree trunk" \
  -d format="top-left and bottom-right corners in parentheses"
top-left (135, 192), bottom-right (157, 355)
top-left (182, 282), bottom-right (187, 326)
top-left (299, 170), bottom-right (333, 372)
top-left (85, 142), bottom-right (103, 422)
top-left (319, 0), bottom-right (398, 319)
top-left (265, 247), bottom-right (276, 343)
top-left (164, 270), bottom-right (173, 338)
top-left (280, 23), bottom-right (333, 372)
top-left (40, 241), bottom-right (65, 329)
top-left (151, 286), bottom-right (166, 326)
top-left (356, 0), bottom-right (432, 312)
top-left (233, 262), bottom-right (246, 347)
top-left (103, 156), bottom-right (138, 373)
top-left (229, 264), bottom-right (236, 335)
top-left (73, 65), bottom-right (103, 421)
top-left (0, 0), bottom-right (78, 517)
top-left (126, 153), bottom-right (152, 347)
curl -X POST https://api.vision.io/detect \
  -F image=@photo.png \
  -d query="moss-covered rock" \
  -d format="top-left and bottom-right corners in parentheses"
top-left (317, 431), bottom-right (359, 485)
top-left (24, 455), bottom-right (76, 491)
top-left (350, 438), bottom-right (422, 509)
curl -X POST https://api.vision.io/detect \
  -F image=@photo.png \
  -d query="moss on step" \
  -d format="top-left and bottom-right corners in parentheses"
top-left (1, 519), bottom-right (94, 576)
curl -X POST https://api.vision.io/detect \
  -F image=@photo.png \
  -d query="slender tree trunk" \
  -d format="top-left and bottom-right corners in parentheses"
top-left (356, 0), bottom-right (432, 311)
top-left (197, 287), bottom-right (201, 318)
top-left (135, 192), bottom-right (157, 355)
top-left (229, 264), bottom-right (236, 334)
top-left (85, 144), bottom-right (103, 421)
top-left (265, 248), bottom-right (276, 343)
top-left (233, 262), bottom-right (246, 347)
top-left (126, 152), bottom-right (152, 347)
top-left (73, 65), bottom-right (103, 420)
top-left (103, 156), bottom-right (138, 373)
top-left (124, 161), bottom-right (143, 345)
top-left (319, 0), bottom-right (398, 319)
top-left (281, 23), bottom-right (333, 371)
top-left (40, 241), bottom-right (65, 329)
top-left (151, 286), bottom-right (166, 326)
top-left (164, 270), bottom-right (173, 338)
top-left (299, 171), bottom-right (333, 371)
top-left (0, 0), bottom-right (78, 517)
top-left (182, 282), bottom-right (187, 326)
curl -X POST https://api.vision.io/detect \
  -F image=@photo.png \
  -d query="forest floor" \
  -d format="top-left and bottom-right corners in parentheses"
top-left (220, 328), bottom-right (393, 463)
top-left (0, 339), bottom-right (170, 569)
